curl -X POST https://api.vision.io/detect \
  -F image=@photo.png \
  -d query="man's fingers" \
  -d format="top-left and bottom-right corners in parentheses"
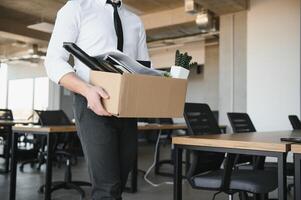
top-left (93, 101), bottom-right (112, 116)
top-left (97, 87), bottom-right (109, 99)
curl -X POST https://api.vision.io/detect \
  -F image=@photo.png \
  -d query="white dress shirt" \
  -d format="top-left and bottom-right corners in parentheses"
top-left (44, 0), bottom-right (150, 84)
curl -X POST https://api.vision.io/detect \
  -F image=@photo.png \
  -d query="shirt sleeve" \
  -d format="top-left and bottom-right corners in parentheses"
top-left (44, 1), bottom-right (81, 84)
top-left (136, 20), bottom-right (150, 61)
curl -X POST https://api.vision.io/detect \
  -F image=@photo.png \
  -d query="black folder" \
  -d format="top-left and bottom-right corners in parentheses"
top-left (63, 42), bottom-right (123, 73)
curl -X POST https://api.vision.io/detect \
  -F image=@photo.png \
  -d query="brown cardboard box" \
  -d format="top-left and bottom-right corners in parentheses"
top-left (90, 71), bottom-right (187, 118)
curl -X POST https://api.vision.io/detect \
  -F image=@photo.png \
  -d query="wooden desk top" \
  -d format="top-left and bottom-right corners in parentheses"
top-left (291, 144), bottom-right (301, 153)
top-left (0, 120), bottom-right (33, 126)
top-left (172, 130), bottom-right (301, 152)
top-left (12, 123), bottom-right (187, 134)
top-left (12, 125), bottom-right (77, 133)
top-left (138, 123), bottom-right (187, 131)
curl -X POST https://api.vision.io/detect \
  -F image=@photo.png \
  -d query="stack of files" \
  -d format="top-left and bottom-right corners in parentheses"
top-left (63, 42), bottom-right (165, 77)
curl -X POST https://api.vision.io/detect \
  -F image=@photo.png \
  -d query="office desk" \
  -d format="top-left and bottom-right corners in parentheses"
top-left (172, 131), bottom-right (297, 200)
top-left (291, 144), bottom-right (301, 200)
top-left (0, 120), bottom-right (33, 173)
top-left (10, 125), bottom-right (76, 200)
top-left (9, 124), bottom-right (187, 199)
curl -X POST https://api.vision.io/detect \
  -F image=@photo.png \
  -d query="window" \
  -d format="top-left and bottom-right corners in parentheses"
top-left (7, 77), bottom-right (50, 120)
top-left (34, 77), bottom-right (49, 110)
top-left (8, 79), bottom-right (34, 120)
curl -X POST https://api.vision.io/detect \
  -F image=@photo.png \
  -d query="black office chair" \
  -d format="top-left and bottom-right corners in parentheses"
top-left (227, 113), bottom-right (258, 166)
top-left (288, 115), bottom-right (301, 190)
top-left (36, 110), bottom-right (91, 199)
top-left (19, 111), bottom-right (47, 171)
top-left (289, 115), bottom-right (301, 130)
top-left (228, 112), bottom-right (294, 192)
top-left (0, 109), bottom-right (13, 163)
top-left (185, 104), bottom-right (278, 200)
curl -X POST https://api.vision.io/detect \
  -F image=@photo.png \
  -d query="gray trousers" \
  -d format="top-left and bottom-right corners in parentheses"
top-left (73, 94), bottom-right (137, 200)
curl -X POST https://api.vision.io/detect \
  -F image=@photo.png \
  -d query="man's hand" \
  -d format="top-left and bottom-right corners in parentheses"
top-left (59, 73), bottom-right (112, 116)
top-left (84, 85), bottom-right (112, 116)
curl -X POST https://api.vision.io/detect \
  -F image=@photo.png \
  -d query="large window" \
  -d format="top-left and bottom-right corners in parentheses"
top-left (34, 77), bottom-right (49, 110)
top-left (8, 79), bottom-right (34, 120)
top-left (7, 77), bottom-right (50, 120)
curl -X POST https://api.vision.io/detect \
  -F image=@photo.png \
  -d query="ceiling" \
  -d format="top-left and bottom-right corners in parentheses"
top-left (0, 0), bottom-right (184, 22)
top-left (124, 0), bottom-right (184, 14)
top-left (0, 0), bottom-right (247, 57)
top-left (0, 0), bottom-right (65, 22)
top-left (195, 0), bottom-right (248, 15)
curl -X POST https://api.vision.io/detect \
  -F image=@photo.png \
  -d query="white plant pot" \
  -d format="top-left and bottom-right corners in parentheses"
top-left (170, 66), bottom-right (190, 79)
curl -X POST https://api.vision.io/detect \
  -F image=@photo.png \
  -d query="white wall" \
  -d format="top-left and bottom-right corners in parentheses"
top-left (150, 40), bottom-right (205, 69)
top-left (247, 0), bottom-right (301, 131)
top-left (149, 41), bottom-right (220, 110)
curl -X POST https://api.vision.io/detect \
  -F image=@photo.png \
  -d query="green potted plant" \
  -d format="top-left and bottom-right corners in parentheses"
top-left (171, 50), bottom-right (195, 79)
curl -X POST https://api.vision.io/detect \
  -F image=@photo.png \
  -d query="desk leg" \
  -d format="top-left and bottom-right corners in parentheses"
top-left (130, 137), bottom-right (138, 193)
top-left (294, 154), bottom-right (301, 200)
top-left (45, 134), bottom-right (54, 200)
top-left (9, 132), bottom-right (18, 200)
top-left (154, 130), bottom-right (162, 175)
top-left (4, 126), bottom-right (12, 173)
top-left (278, 153), bottom-right (287, 200)
top-left (185, 150), bottom-right (190, 175)
top-left (174, 146), bottom-right (182, 200)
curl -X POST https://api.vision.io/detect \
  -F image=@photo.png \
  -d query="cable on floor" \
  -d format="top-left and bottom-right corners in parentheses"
top-left (143, 130), bottom-right (174, 187)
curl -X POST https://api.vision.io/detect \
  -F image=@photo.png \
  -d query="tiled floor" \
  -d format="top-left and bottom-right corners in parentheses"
top-left (0, 143), bottom-right (293, 200)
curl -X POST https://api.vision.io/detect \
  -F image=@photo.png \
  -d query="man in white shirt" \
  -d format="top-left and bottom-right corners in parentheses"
top-left (44, 0), bottom-right (149, 199)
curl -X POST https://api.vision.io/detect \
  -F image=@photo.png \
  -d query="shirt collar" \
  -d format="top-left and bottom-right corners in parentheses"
top-left (98, 0), bottom-right (123, 7)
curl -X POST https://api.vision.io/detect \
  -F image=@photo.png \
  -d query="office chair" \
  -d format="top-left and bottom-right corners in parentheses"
top-left (227, 113), bottom-right (258, 167)
top-left (228, 112), bottom-right (294, 192)
top-left (289, 115), bottom-right (301, 130)
top-left (185, 104), bottom-right (278, 200)
top-left (19, 111), bottom-right (47, 172)
top-left (0, 109), bottom-right (13, 164)
top-left (288, 115), bottom-right (301, 190)
top-left (36, 110), bottom-right (91, 199)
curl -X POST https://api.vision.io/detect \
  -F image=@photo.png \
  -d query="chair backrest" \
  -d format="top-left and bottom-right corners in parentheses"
top-left (212, 110), bottom-right (219, 122)
top-left (227, 112), bottom-right (259, 166)
top-left (227, 113), bottom-right (256, 133)
top-left (289, 115), bottom-right (301, 130)
top-left (0, 109), bottom-right (13, 120)
top-left (184, 103), bottom-right (221, 135)
top-left (35, 110), bottom-right (71, 126)
top-left (35, 110), bottom-right (73, 151)
top-left (0, 109), bottom-right (14, 135)
top-left (184, 103), bottom-right (225, 178)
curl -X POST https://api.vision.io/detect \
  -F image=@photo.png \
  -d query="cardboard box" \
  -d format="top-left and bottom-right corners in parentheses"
top-left (90, 71), bottom-right (187, 118)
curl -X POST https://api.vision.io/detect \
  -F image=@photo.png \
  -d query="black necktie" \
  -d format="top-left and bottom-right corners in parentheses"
top-left (106, 0), bottom-right (124, 52)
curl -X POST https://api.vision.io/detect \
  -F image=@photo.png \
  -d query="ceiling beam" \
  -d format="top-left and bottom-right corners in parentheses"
top-left (0, 6), bottom-right (51, 43)
top-left (141, 7), bottom-right (196, 30)
top-left (194, 0), bottom-right (248, 15)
